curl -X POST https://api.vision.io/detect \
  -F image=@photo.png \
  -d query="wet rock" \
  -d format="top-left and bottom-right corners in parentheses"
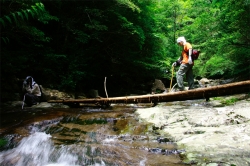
top-left (2, 101), bottom-right (23, 108)
top-left (219, 78), bottom-right (235, 84)
top-left (199, 78), bottom-right (210, 87)
top-left (41, 87), bottom-right (75, 100)
top-left (33, 102), bottom-right (70, 108)
top-left (157, 137), bottom-right (172, 143)
top-left (136, 93), bottom-right (250, 165)
top-left (151, 79), bottom-right (167, 94)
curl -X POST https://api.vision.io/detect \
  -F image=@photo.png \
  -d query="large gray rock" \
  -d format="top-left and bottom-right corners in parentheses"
top-left (135, 94), bottom-right (250, 165)
top-left (39, 86), bottom-right (75, 101)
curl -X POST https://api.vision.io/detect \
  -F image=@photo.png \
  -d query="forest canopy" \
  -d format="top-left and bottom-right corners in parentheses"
top-left (1, 0), bottom-right (250, 97)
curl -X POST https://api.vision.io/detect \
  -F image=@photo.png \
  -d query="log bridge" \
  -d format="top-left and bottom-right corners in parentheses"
top-left (48, 80), bottom-right (250, 107)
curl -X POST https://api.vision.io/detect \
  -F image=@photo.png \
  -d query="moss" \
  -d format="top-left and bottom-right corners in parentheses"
top-left (212, 96), bottom-right (240, 106)
top-left (179, 152), bottom-right (198, 164)
top-left (221, 97), bottom-right (238, 105)
top-left (0, 138), bottom-right (8, 148)
top-left (212, 97), bottom-right (223, 100)
top-left (61, 117), bottom-right (108, 125)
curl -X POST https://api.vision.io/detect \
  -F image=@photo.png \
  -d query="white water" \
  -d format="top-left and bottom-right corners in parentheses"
top-left (0, 132), bottom-right (105, 166)
top-left (0, 107), bottom-right (187, 166)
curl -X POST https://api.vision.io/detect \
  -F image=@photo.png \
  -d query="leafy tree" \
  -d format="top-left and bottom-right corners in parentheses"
top-left (1, 0), bottom-right (58, 96)
top-left (180, 0), bottom-right (250, 79)
top-left (215, 0), bottom-right (250, 78)
top-left (1, 0), bottom-right (250, 101)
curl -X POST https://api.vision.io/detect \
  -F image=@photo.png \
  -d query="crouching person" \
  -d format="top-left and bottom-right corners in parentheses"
top-left (22, 76), bottom-right (41, 107)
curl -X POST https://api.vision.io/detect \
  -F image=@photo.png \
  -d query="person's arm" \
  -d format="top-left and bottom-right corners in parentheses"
top-left (177, 56), bottom-right (183, 65)
top-left (172, 56), bottom-right (183, 66)
top-left (188, 48), bottom-right (193, 64)
top-left (24, 82), bottom-right (32, 93)
top-left (189, 49), bottom-right (192, 57)
top-left (32, 84), bottom-right (41, 96)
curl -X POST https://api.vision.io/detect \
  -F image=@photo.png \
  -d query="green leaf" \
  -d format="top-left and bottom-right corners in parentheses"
top-left (1, 37), bottom-right (9, 44)
top-left (22, 10), bottom-right (29, 20)
top-left (1, 37), bottom-right (6, 43)
top-left (0, 18), bottom-right (5, 27)
top-left (5, 16), bottom-right (12, 24)
top-left (12, 13), bottom-right (17, 24)
top-left (36, 3), bottom-right (45, 12)
top-left (27, 9), bottom-right (34, 18)
top-left (17, 12), bottom-right (24, 20)
top-left (32, 7), bottom-right (39, 16)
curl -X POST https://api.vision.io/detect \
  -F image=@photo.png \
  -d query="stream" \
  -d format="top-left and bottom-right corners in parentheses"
top-left (0, 105), bottom-right (186, 166)
top-left (1, 93), bottom-right (250, 166)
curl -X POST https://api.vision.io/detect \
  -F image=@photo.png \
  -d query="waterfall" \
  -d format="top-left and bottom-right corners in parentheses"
top-left (0, 132), bottom-right (105, 166)
top-left (0, 109), bottom-right (185, 166)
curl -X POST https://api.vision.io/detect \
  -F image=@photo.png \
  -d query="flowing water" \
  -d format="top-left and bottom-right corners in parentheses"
top-left (0, 104), bottom-right (186, 166)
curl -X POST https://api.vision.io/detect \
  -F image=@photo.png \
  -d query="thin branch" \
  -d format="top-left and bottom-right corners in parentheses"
top-left (104, 77), bottom-right (108, 98)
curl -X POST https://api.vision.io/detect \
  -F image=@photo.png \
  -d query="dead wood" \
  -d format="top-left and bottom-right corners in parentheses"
top-left (48, 80), bottom-right (250, 105)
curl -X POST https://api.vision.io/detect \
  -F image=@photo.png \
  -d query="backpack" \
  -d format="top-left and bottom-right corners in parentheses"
top-left (185, 49), bottom-right (200, 60)
top-left (191, 49), bottom-right (200, 60)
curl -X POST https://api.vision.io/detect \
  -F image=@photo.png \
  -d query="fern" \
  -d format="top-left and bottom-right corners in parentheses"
top-left (17, 12), bottom-right (24, 20)
top-left (22, 10), bottom-right (29, 20)
top-left (5, 16), bottom-right (12, 24)
top-left (0, 2), bottom-right (49, 28)
top-left (1, 37), bottom-right (10, 44)
top-left (0, 18), bottom-right (5, 27)
top-left (1, 1), bottom-right (58, 43)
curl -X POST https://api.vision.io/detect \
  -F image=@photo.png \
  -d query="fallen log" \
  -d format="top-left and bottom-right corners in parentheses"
top-left (48, 80), bottom-right (250, 105)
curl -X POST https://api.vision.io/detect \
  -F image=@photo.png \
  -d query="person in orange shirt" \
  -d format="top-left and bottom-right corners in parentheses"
top-left (172, 36), bottom-right (194, 91)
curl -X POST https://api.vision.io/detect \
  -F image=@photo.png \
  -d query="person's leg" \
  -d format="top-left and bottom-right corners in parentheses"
top-left (186, 65), bottom-right (195, 90)
top-left (25, 93), bottom-right (40, 106)
top-left (24, 93), bottom-right (34, 106)
top-left (176, 64), bottom-right (189, 90)
top-left (33, 95), bottom-right (40, 104)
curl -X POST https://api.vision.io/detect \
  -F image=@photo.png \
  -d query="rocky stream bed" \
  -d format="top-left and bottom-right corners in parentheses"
top-left (1, 92), bottom-right (250, 166)
top-left (1, 77), bottom-right (250, 166)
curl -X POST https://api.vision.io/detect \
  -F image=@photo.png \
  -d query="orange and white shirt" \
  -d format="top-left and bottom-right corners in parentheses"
top-left (181, 42), bottom-right (193, 64)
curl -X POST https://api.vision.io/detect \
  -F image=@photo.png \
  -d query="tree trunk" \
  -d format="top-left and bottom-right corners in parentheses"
top-left (48, 80), bottom-right (250, 105)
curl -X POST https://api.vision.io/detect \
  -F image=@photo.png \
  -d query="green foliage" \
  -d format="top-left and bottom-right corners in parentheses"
top-left (0, 0), bottom-right (58, 45)
top-left (221, 97), bottom-right (239, 105)
top-left (0, 138), bottom-right (8, 148)
top-left (181, 0), bottom-right (250, 78)
top-left (1, 37), bottom-right (10, 44)
top-left (116, 0), bottom-right (141, 12)
top-left (0, 2), bottom-right (48, 27)
top-left (201, 55), bottom-right (235, 78)
top-left (1, 0), bottom-right (249, 97)
top-left (212, 97), bottom-right (223, 101)
top-left (212, 97), bottom-right (239, 105)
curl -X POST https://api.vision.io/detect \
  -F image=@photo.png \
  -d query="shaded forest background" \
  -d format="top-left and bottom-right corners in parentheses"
top-left (1, 0), bottom-right (250, 99)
